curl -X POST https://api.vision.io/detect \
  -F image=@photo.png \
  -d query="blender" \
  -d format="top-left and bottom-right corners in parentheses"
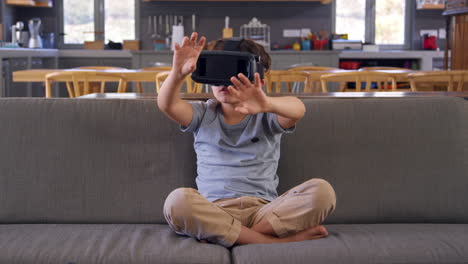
top-left (28, 18), bottom-right (43, 48)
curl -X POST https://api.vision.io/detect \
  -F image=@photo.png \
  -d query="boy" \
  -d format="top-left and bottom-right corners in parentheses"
top-left (158, 32), bottom-right (336, 247)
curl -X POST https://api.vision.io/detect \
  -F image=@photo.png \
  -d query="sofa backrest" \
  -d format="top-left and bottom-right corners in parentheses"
top-left (0, 98), bottom-right (196, 224)
top-left (278, 97), bottom-right (468, 224)
top-left (0, 97), bottom-right (467, 224)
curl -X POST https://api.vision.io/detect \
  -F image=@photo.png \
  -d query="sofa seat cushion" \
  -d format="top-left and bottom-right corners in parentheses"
top-left (232, 224), bottom-right (468, 264)
top-left (0, 224), bottom-right (229, 264)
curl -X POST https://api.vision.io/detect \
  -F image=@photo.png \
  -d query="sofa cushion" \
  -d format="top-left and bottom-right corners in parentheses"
top-left (0, 224), bottom-right (230, 264)
top-left (232, 224), bottom-right (468, 264)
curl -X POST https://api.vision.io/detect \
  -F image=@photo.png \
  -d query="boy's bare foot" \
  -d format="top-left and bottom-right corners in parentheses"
top-left (236, 225), bottom-right (329, 245)
top-left (293, 225), bottom-right (328, 242)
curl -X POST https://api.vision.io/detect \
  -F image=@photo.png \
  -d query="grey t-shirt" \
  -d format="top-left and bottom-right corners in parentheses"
top-left (181, 99), bottom-right (295, 202)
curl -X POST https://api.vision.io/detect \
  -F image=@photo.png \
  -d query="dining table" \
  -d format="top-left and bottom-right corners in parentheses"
top-left (300, 69), bottom-right (413, 92)
top-left (13, 68), bottom-right (167, 97)
top-left (13, 69), bottom-right (162, 83)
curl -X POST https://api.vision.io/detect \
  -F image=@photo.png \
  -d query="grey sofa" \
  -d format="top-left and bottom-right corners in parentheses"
top-left (0, 96), bottom-right (467, 264)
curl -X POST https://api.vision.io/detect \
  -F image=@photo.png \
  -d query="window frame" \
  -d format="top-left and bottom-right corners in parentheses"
top-left (58, 0), bottom-right (139, 49)
top-left (332, 0), bottom-right (412, 50)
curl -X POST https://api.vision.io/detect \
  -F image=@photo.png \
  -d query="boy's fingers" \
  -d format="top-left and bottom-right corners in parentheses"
top-left (254, 73), bottom-right (261, 88)
top-left (197, 37), bottom-right (206, 50)
top-left (174, 42), bottom-right (180, 51)
top-left (227, 86), bottom-right (241, 97)
top-left (238, 73), bottom-right (252, 87)
top-left (230, 77), bottom-right (245, 90)
top-left (182, 37), bottom-right (189, 46)
top-left (190, 32), bottom-right (198, 42)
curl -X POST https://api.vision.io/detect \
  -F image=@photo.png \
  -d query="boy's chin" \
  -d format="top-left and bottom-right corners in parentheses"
top-left (214, 94), bottom-right (238, 104)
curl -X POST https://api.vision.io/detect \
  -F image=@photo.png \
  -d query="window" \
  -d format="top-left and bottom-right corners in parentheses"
top-left (63, 0), bottom-right (94, 44)
top-left (335, 0), bottom-right (407, 47)
top-left (62, 0), bottom-right (135, 45)
top-left (335, 0), bottom-right (366, 42)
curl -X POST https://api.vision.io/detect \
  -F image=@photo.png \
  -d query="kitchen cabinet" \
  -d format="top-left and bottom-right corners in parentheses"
top-left (5, 0), bottom-right (52, 7)
top-left (417, 4), bottom-right (445, 9)
top-left (2, 57), bottom-right (54, 97)
top-left (143, 0), bottom-right (331, 3)
top-left (444, 1), bottom-right (468, 72)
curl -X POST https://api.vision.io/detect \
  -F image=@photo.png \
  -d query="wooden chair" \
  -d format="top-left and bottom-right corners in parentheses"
top-left (136, 66), bottom-right (172, 93)
top-left (359, 67), bottom-right (414, 91)
top-left (45, 71), bottom-right (127, 98)
top-left (73, 66), bottom-right (127, 93)
top-left (407, 71), bottom-right (468, 92)
top-left (288, 66), bottom-right (341, 92)
top-left (359, 67), bottom-right (411, 71)
top-left (265, 70), bottom-right (309, 93)
top-left (320, 71), bottom-right (397, 92)
top-left (155, 71), bottom-right (202, 93)
top-left (288, 66), bottom-right (340, 72)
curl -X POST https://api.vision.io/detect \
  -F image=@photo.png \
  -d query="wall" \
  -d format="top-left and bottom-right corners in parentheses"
top-left (412, 8), bottom-right (447, 50)
top-left (7, 0), bottom-right (448, 51)
top-left (139, 1), bottom-right (331, 50)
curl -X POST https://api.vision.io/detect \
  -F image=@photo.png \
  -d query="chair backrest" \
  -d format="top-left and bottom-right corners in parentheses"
top-left (45, 71), bottom-right (127, 98)
top-left (265, 70), bottom-right (309, 93)
top-left (360, 66), bottom-right (411, 71)
top-left (141, 66), bottom-right (173, 71)
top-left (320, 71), bottom-right (397, 92)
top-left (72, 67), bottom-right (128, 94)
top-left (155, 71), bottom-right (201, 93)
top-left (408, 70), bottom-right (468, 92)
top-left (73, 66), bottom-right (127, 70)
top-left (288, 66), bottom-right (340, 72)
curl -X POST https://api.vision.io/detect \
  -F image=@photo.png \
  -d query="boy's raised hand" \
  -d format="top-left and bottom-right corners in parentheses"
top-left (228, 73), bottom-right (272, 115)
top-left (172, 32), bottom-right (206, 79)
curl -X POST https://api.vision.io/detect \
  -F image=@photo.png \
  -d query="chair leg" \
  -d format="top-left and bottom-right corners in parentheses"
top-left (100, 82), bottom-right (106, 93)
top-left (137, 82), bottom-right (143, 93)
top-left (320, 80), bottom-right (328, 92)
top-left (66, 82), bottom-right (74, 98)
top-left (410, 80), bottom-right (417, 91)
top-left (45, 80), bottom-right (52, 98)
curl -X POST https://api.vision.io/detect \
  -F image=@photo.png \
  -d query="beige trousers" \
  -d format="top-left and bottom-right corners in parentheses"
top-left (163, 178), bottom-right (336, 247)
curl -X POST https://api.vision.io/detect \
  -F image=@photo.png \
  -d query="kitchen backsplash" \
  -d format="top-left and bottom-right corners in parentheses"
top-left (139, 1), bottom-right (331, 50)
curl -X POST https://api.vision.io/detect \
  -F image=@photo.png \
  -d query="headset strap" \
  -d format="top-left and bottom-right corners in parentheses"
top-left (217, 38), bottom-right (245, 51)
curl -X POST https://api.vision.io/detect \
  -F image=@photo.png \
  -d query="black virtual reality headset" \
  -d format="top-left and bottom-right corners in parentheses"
top-left (191, 38), bottom-right (265, 86)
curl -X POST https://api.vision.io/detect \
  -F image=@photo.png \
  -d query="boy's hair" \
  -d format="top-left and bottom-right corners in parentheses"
top-left (206, 39), bottom-right (272, 74)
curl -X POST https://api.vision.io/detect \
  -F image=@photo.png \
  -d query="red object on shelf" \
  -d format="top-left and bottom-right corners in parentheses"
top-left (423, 35), bottom-right (438, 50)
top-left (313, 39), bottom-right (328, 50)
top-left (339, 61), bottom-right (361, 70)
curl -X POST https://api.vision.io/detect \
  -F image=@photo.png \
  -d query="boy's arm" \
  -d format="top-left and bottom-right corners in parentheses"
top-left (267, 96), bottom-right (306, 129)
top-left (157, 32), bottom-right (206, 127)
top-left (228, 73), bottom-right (306, 129)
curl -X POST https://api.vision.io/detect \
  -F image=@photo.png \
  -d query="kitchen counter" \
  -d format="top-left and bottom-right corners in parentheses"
top-left (0, 48), bottom-right (57, 58)
top-left (339, 50), bottom-right (448, 71)
top-left (339, 50), bottom-right (446, 58)
top-left (0, 48), bottom-right (133, 58)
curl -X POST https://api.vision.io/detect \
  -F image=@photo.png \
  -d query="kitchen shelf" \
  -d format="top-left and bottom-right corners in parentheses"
top-left (417, 3), bottom-right (445, 9)
top-left (5, 0), bottom-right (52, 7)
top-left (143, 0), bottom-right (332, 3)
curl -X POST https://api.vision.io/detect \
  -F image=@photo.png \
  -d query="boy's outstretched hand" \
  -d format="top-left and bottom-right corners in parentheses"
top-left (172, 32), bottom-right (206, 79)
top-left (228, 73), bottom-right (272, 115)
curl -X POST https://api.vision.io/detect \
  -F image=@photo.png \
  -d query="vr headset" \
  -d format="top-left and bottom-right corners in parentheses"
top-left (191, 38), bottom-right (265, 86)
